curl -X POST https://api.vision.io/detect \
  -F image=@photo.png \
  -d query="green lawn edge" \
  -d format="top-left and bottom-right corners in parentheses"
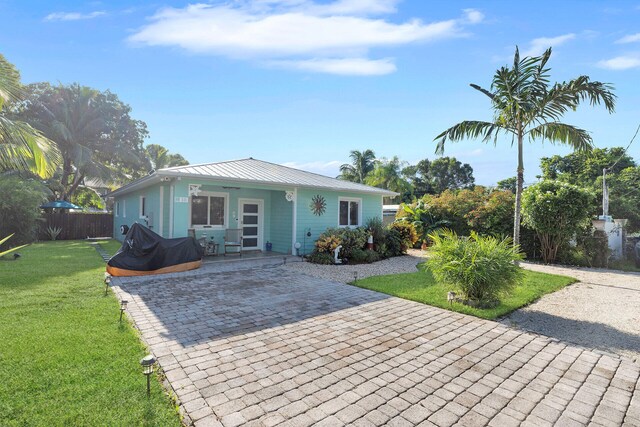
top-left (0, 240), bottom-right (182, 426)
top-left (351, 266), bottom-right (577, 320)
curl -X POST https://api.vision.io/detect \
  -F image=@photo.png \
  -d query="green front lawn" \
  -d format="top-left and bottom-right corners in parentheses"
top-left (352, 267), bottom-right (576, 320)
top-left (0, 241), bottom-right (182, 426)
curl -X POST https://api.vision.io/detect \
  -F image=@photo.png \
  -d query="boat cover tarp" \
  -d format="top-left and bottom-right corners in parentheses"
top-left (107, 223), bottom-right (203, 276)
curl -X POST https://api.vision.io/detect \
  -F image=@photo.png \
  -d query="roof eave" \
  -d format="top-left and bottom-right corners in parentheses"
top-left (158, 170), bottom-right (397, 196)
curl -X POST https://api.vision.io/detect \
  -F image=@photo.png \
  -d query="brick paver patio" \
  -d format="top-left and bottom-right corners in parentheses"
top-left (113, 265), bottom-right (640, 427)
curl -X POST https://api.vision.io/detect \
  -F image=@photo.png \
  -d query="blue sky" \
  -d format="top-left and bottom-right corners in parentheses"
top-left (2, 0), bottom-right (640, 185)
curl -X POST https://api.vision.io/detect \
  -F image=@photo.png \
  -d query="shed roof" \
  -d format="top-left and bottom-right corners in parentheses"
top-left (109, 158), bottom-right (396, 197)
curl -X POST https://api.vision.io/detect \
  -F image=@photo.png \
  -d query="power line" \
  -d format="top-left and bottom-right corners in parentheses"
top-left (608, 123), bottom-right (640, 171)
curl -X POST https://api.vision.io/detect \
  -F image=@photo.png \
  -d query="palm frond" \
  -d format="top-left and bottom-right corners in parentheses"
top-left (528, 122), bottom-right (594, 151)
top-left (434, 121), bottom-right (509, 154)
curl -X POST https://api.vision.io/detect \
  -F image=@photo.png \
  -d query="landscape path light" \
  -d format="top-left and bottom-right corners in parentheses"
top-left (140, 354), bottom-right (156, 396)
top-left (104, 273), bottom-right (111, 295)
top-left (119, 300), bottom-right (128, 322)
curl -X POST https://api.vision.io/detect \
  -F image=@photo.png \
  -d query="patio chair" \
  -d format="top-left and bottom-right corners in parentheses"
top-left (224, 229), bottom-right (243, 256)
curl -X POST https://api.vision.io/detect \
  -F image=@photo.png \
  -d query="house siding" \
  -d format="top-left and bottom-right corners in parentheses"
top-left (295, 189), bottom-right (383, 256)
top-left (113, 178), bottom-right (384, 254)
top-left (270, 190), bottom-right (293, 254)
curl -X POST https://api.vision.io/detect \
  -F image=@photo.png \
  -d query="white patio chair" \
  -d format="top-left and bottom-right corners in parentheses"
top-left (224, 229), bottom-right (243, 256)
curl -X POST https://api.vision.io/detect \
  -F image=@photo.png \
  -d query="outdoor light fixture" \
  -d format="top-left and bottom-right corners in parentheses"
top-left (119, 300), bottom-right (128, 322)
top-left (104, 273), bottom-right (111, 295)
top-left (140, 354), bottom-right (156, 396)
top-left (353, 271), bottom-right (358, 283)
top-left (283, 256), bottom-right (287, 265)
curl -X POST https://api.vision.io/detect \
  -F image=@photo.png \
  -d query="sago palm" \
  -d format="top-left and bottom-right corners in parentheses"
top-left (434, 47), bottom-right (616, 245)
top-left (0, 54), bottom-right (58, 177)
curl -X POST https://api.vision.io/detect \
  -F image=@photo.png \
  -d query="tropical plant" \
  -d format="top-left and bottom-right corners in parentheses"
top-left (145, 144), bottom-right (189, 170)
top-left (46, 226), bottom-right (62, 241)
top-left (0, 54), bottom-right (59, 177)
top-left (521, 180), bottom-right (594, 263)
top-left (12, 82), bottom-right (149, 200)
top-left (427, 230), bottom-right (524, 305)
top-left (399, 200), bottom-right (450, 244)
top-left (0, 175), bottom-right (48, 245)
top-left (315, 235), bottom-right (342, 253)
top-left (434, 46), bottom-right (616, 246)
top-left (388, 221), bottom-right (418, 252)
top-left (338, 149), bottom-right (376, 183)
top-left (365, 156), bottom-right (411, 202)
top-left (382, 228), bottom-right (404, 257)
top-left (0, 234), bottom-right (28, 259)
top-left (305, 251), bottom-right (335, 265)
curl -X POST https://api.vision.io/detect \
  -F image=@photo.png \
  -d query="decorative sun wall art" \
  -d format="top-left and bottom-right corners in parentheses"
top-left (309, 194), bottom-right (326, 216)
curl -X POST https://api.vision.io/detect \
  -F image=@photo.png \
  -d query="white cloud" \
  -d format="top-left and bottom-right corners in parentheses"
top-left (128, 2), bottom-right (483, 75)
top-left (462, 8), bottom-right (484, 24)
top-left (616, 33), bottom-right (640, 44)
top-left (597, 55), bottom-right (640, 70)
top-left (522, 33), bottom-right (575, 57)
top-left (269, 57), bottom-right (396, 75)
top-left (44, 11), bottom-right (106, 21)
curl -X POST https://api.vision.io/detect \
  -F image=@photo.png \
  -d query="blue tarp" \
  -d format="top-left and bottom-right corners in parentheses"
top-left (40, 200), bottom-right (82, 209)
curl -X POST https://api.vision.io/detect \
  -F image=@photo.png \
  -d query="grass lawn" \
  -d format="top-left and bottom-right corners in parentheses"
top-left (352, 267), bottom-right (576, 320)
top-left (0, 240), bottom-right (182, 426)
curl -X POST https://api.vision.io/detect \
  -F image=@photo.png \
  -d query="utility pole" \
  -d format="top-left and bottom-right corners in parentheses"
top-left (602, 167), bottom-right (609, 218)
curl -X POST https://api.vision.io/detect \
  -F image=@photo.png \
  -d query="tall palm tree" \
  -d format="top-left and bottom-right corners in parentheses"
top-left (365, 156), bottom-right (411, 202)
top-left (0, 54), bottom-right (58, 177)
top-left (339, 149), bottom-right (376, 183)
top-left (145, 143), bottom-right (189, 169)
top-left (434, 47), bottom-right (616, 245)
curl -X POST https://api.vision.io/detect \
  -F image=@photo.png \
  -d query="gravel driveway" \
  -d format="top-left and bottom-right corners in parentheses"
top-left (504, 263), bottom-right (640, 363)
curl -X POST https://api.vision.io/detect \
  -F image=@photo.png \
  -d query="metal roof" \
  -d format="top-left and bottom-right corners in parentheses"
top-left (109, 158), bottom-right (397, 197)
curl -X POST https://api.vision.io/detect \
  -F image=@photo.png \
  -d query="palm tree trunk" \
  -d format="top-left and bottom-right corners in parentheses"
top-left (513, 126), bottom-right (524, 246)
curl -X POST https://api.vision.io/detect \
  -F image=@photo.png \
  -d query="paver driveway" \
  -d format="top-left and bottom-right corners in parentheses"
top-left (114, 265), bottom-right (640, 427)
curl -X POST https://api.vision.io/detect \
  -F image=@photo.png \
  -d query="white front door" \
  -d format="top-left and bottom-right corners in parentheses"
top-left (239, 199), bottom-right (263, 251)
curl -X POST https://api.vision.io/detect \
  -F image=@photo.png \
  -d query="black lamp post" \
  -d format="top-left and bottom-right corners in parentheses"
top-left (119, 300), bottom-right (128, 322)
top-left (353, 271), bottom-right (358, 283)
top-left (140, 355), bottom-right (156, 396)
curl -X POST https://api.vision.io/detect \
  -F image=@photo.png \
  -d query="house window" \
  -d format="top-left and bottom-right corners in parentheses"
top-left (339, 197), bottom-right (361, 227)
top-left (140, 196), bottom-right (146, 218)
top-left (190, 192), bottom-right (227, 228)
top-left (115, 201), bottom-right (120, 217)
top-left (122, 200), bottom-right (126, 218)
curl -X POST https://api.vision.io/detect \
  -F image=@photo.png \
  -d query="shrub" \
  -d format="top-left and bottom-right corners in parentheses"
top-left (521, 180), bottom-right (594, 263)
top-left (0, 176), bottom-right (48, 245)
top-left (383, 228), bottom-right (404, 257)
top-left (315, 235), bottom-right (342, 253)
top-left (316, 227), bottom-right (367, 259)
top-left (306, 251), bottom-right (335, 265)
top-left (365, 217), bottom-right (385, 251)
top-left (350, 248), bottom-right (381, 264)
top-left (388, 222), bottom-right (418, 252)
top-left (427, 230), bottom-right (524, 304)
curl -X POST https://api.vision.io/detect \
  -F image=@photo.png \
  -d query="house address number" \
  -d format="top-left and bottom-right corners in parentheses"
top-left (175, 197), bottom-right (189, 203)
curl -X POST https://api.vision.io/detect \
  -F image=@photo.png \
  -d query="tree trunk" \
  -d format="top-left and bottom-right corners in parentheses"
top-left (513, 127), bottom-right (524, 246)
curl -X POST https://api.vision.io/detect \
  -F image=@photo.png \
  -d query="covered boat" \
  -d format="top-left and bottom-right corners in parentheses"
top-left (107, 223), bottom-right (203, 277)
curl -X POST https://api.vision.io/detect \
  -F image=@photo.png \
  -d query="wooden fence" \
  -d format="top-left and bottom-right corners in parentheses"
top-left (38, 213), bottom-right (113, 240)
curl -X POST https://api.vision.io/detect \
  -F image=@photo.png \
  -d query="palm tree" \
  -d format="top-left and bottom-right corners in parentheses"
top-left (434, 47), bottom-right (616, 245)
top-left (145, 144), bottom-right (189, 169)
top-left (365, 156), bottom-right (411, 202)
top-left (339, 149), bottom-right (376, 183)
top-left (0, 54), bottom-right (58, 177)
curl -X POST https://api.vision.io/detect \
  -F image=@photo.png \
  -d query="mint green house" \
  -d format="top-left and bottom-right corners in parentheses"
top-left (109, 158), bottom-right (395, 255)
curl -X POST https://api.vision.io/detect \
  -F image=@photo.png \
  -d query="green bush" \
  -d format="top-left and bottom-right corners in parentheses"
top-left (521, 180), bottom-right (593, 264)
top-left (316, 227), bottom-right (367, 259)
top-left (350, 248), bottom-right (381, 264)
top-left (388, 221), bottom-right (418, 252)
top-left (427, 230), bottom-right (524, 305)
top-left (0, 176), bottom-right (48, 245)
top-left (383, 228), bottom-right (404, 257)
top-left (306, 251), bottom-right (335, 265)
top-left (365, 217), bottom-right (385, 246)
